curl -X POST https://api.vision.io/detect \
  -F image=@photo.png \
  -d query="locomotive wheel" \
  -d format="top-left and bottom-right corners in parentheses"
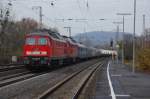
top-left (59, 60), bottom-right (63, 66)
top-left (47, 62), bottom-right (52, 69)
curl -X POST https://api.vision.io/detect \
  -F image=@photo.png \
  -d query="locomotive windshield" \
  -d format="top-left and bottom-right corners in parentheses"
top-left (38, 38), bottom-right (47, 45)
top-left (26, 37), bottom-right (36, 45)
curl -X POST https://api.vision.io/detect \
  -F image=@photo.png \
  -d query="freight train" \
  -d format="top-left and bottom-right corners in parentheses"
top-left (23, 29), bottom-right (116, 69)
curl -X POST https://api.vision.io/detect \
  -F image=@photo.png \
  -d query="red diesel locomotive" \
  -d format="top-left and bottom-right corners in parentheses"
top-left (23, 29), bottom-right (78, 67)
top-left (23, 29), bottom-right (101, 68)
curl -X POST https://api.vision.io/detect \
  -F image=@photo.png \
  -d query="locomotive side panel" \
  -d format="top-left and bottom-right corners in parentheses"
top-left (51, 39), bottom-right (66, 60)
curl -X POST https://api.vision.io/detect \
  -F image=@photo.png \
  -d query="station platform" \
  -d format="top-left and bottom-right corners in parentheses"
top-left (94, 61), bottom-right (150, 99)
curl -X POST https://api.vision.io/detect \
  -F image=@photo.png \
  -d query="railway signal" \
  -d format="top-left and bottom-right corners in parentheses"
top-left (110, 39), bottom-right (113, 48)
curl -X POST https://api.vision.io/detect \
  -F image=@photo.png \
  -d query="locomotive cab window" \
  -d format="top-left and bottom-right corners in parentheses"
top-left (38, 38), bottom-right (47, 45)
top-left (26, 37), bottom-right (36, 45)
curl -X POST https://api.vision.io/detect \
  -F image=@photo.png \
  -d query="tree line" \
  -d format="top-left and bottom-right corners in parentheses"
top-left (123, 28), bottom-right (150, 71)
top-left (0, 4), bottom-right (57, 64)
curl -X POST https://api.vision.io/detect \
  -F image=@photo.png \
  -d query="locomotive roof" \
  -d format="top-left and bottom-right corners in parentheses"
top-left (62, 36), bottom-right (78, 45)
top-left (27, 32), bottom-right (50, 37)
top-left (76, 43), bottom-right (86, 48)
top-left (27, 30), bottom-right (66, 43)
top-left (62, 35), bottom-right (89, 48)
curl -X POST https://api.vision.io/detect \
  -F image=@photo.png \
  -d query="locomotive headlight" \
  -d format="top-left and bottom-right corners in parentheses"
top-left (41, 51), bottom-right (47, 55)
top-left (26, 51), bottom-right (31, 55)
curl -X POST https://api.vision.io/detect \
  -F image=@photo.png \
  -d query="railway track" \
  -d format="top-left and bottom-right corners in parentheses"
top-left (0, 65), bottom-right (25, 72)
top-left (0, 65), bottom-right (30, 87)
top-left (0, 71), bottom-right (30, 81)
top-left (0, 72), bottom-right (35, 87)
top-left (0, 66), bottom-right (48, 88)
top-left (0, 62), bottom-right (94, 88)
top-left (0, 60), bottom-right (97, 88)
top-left (0, 59), bottom-right (104, 99)
top-left (37, 60), bottom-right (104, 99)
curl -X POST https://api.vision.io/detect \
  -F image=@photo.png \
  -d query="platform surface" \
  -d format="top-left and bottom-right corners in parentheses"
top-left (94, 61), bottom-right (150, 99)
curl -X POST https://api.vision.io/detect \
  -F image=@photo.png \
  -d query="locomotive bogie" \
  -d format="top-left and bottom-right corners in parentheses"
top-left (24, 56), bottom-right (50, 65)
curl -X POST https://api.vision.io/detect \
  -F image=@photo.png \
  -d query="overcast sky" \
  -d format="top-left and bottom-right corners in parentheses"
top-left (1, 0), bottom-right (150, 36)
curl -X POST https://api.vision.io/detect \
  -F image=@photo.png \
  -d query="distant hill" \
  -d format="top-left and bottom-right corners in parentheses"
top-left (73, 31), bottom-right (123, 47)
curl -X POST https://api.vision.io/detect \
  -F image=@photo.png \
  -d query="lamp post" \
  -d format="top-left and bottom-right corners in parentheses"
top-left (133, 0), bottom-right (136, 73)
top-left (117, 13), bottom-right (132, 64)
top-left (113, 21), bottom-right (123, 42)
top-left (142, 14), bottom-right (145, 48)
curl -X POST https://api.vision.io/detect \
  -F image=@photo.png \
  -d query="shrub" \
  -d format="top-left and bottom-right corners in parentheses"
top-left (138, 49), bottom-right (150, 71)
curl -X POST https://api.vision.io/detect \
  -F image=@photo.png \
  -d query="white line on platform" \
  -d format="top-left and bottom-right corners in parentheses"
top-left (116, 94), bottom-right (130, 97)
top-left (109, 94), bottom-right (130, 97)
top-left (111, 74), bottom-right (122, 77)
top-left (107, 61), bottom-right (116, 99)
